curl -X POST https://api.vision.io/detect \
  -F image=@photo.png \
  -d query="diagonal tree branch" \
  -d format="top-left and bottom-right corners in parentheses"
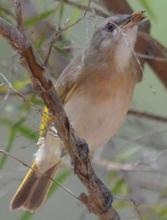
top-left (140, 32), bottom-right (167, 88)
top-left (128, 109), bottom-right (167, 123)
top-left (0, 10), bottom-right (119, 220)
top-left (101, 0), bottom-right (132, 14)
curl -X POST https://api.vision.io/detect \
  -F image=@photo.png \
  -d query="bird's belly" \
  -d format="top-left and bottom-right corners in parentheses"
top-left (65, 82), bottom-right (134, 152)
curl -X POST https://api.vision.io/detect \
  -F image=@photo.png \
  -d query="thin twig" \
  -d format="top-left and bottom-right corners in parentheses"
top-left (15, 0), bottom-right (24, 31)
top-left (44, 0), bottom-right (91, 66)
top-left (59, 0), bottom-right (109, 17)
top-left (94, 158), bottom-right (166, 173)
top-left (0, 85), bottom-right (33, 97)
top-left (130, 199), bottom-right (144, 220)
top-left (128, 110), bottom-right (167, 123)
top-left (136, 52), bottom-right (167, 62)
top-left (0, 149), bottom-right (77, 199)
top-left (0, 72), bottom-right (26, 101)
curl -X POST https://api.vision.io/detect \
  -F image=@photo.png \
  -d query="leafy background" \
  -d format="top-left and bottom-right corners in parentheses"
top-left (0, 0), bottom-right (167, 220)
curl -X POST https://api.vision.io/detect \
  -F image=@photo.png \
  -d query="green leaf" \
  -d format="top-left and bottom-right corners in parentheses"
top-left (12, 79), bottom-right (31, 90)
top-left (58, 1), bottom-right (65, 25)
top-left (64, 2), bottom-right (81, 37)
top-left (0, 128), bottom-right (16, 168)
top-left (0, 118), bottom-right (37, 140)
top-left (20, 212), bottom-right (33, 220)
top-left (24, 9), bottom-right (57, 27)
top-left (114, 199), bottom-right (127, 209)
top-left (34, 33), bottom-right (46, 49)
top-left (112, 178), bottom-right (126, 194)
top-left (0, 117), bottom-right (37, 168)
top-left (20, 169), bottom-right (71, 220)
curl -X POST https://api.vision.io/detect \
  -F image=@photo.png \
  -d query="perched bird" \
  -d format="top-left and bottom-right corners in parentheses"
top-left (10, 12), bottom-right (145, 212)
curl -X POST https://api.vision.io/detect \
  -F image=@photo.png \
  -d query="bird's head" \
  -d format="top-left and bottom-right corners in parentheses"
top-left (85, 11), bottom-right (145, 71)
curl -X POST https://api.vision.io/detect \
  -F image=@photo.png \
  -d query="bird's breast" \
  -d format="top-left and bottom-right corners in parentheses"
top-left (65, 70), bottom-right (136, 153)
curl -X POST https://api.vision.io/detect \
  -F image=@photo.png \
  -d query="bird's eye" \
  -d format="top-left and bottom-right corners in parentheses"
top-left (105, 22), bottom-right (115, 32)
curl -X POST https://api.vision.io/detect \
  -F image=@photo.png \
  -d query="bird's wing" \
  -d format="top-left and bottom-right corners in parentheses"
top-left (56, 55), bottom-right (83, 104)
top-left (39, 56), bottom-right (83, 137)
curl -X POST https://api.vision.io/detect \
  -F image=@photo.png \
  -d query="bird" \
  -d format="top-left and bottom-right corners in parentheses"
top-left (10, 11), bottom-right (145, 212)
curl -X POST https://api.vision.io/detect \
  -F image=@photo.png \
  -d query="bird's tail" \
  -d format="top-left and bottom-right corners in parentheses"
top-left (10, 161), bottom-right (61, 212)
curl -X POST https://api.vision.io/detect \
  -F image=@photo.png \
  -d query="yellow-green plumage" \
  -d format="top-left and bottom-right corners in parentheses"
top-left (39, 107), bottom-right (52, 137)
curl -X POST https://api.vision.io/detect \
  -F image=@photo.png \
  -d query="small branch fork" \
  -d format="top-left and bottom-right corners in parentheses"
top-left (0, 1), bottom-right (119, 220)
top-left (44, 0), bottom-right (90, 67)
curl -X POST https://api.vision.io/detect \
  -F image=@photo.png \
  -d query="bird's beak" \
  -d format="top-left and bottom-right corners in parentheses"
top-left (121, 11), bottom-right (146, 29)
